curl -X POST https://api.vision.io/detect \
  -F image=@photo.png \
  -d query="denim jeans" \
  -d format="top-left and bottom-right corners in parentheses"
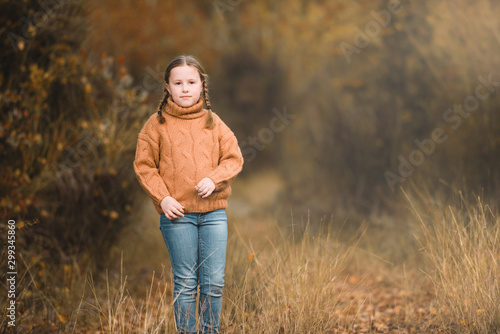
top-left (159, 209), bottom-right (228, 334)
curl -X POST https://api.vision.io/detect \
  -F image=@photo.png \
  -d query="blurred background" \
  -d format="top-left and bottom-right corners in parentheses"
top-left (1, 0), bottom-right (499, 331)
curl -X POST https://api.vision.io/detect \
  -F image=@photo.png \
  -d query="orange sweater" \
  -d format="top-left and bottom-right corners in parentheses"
top-left (133, 97), bottom-right (244, 215)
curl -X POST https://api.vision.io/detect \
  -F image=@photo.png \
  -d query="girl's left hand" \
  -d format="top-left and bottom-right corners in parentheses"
top-left (195, 177), bottom-right (216, 198)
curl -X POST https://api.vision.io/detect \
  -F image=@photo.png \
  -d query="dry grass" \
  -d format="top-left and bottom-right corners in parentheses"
top-left (406, 189), bottom-right (500, 333)
top-left (70, 214), bottom-right (360, 333)
top-left (3, 186), bottom-right (499, 333)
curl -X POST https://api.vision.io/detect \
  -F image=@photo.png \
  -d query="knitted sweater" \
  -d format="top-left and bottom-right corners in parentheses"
top-left (133, 96), bottom-right (244, 215)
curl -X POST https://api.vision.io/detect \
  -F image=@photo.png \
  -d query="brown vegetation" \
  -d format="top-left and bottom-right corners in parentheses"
top-left (1, 0), bottom-right (499, 332)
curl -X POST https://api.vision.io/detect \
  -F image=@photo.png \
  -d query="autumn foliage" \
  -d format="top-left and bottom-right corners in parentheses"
top-left (1, 0), bottom-right (499, 332)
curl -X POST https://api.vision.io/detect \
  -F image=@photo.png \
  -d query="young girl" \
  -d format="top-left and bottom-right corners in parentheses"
top-left (133, 55), bottom-right (244, 333)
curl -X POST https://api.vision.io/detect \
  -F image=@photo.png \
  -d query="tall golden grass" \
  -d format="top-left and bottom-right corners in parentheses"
top-left (406, 189), bottom-right (500, 333)
top-left (3, 188), bottom-right (499, 333)
top-left (71, 215), bottom-right (361, 333)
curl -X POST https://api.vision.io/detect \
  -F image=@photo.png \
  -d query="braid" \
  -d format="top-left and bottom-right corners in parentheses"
top-left (203, 79), bottom-right (215, 129)
top-left (157, 88), bottom-right (169, 124)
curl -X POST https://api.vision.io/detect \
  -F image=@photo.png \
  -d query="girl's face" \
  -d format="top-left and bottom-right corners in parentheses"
top-left (166, 65), bottom-right (203, 108)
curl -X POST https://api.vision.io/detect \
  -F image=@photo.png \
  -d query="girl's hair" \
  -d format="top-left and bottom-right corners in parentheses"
top-left (157, 55), bottom-right (215, 129)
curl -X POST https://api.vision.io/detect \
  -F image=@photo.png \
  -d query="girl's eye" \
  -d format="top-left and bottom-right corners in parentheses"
top-left (175, 82), bottom-right (181, 85)
top-left (190, 81), bottom-right (195, 84)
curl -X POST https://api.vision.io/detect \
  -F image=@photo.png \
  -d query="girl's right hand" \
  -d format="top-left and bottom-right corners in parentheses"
top-left (161, 196), bottom-right (185, 220)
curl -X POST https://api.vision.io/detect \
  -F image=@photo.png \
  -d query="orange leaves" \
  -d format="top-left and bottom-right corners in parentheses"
top-left (84, 83), bottom-right (92, 93)
top-left (80, 48), bottom-right (88, 64)
top-left (109, 211), bottom-right (119, 220)
top-left (107, 167), bottom-right (117, 176)
top-left (330, 268), bottom-right (440, 333)
top-left (58, 313), bottom-right (70, 324)
top-left (347, 275), bottom-right (361, 284)
top-left (55, 57), bottom-right (66, 66)
top-left (101, 209), bottom-right (120, 220)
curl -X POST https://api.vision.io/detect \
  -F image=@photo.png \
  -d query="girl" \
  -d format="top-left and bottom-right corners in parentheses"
top-left (133, 55), bottom-right (244, 333)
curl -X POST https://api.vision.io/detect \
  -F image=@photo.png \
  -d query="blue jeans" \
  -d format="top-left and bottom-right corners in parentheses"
top-left (159, 209), bottom-right (228, 334)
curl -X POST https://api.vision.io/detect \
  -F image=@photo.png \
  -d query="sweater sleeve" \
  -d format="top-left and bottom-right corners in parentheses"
top-left (207, 116), bottom-right (244, 191)
top-left (133, 118), bottom-right (171, 207)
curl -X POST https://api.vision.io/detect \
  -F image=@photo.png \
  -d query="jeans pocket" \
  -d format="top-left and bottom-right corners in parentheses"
top-left (159, 213), bottom-right (171, 228)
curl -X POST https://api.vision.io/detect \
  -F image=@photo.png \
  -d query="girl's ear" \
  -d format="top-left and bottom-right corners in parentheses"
top-left (165, 83), bottom-right (171, 95)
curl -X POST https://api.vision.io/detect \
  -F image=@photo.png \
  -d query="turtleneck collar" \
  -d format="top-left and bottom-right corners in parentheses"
top-left (164, 96), bottom-right (206, 119)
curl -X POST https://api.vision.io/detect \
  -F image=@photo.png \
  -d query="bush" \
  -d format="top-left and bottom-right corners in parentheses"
top-left (0, 0), bottom-right (150, 328)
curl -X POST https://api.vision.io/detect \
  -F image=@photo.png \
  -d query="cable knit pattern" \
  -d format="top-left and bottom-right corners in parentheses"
top-left (133, 97), bottom-right (244, 215)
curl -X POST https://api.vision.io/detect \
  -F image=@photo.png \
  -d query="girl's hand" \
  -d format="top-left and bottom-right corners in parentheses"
top-left (161, 196), bottom-right (184, 220)
top-left (195, 178), bottom-right (216, 198)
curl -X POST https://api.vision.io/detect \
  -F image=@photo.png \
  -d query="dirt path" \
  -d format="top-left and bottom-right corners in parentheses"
top-left (327, 269), bottom-right (440, 333)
